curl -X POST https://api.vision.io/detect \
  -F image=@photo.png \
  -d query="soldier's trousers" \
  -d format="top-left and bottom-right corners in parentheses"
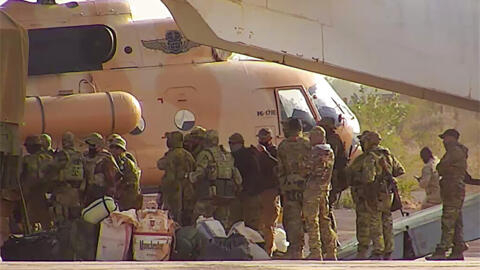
top-left (352, 188), bottom-right (371, 256)
top-left (239, 193), bottom-right (262, 231)
top-left (259, 188), bottom-right (280, 256)
top-left (163, 191), bottom-right (182, 225)
top-left (302, 182), bottom-right (336, 257)
top-left (437, 179), bottom-right (466, 251)
top-left (282, 197), bottom-right (304, 254)
top-left (370, 205), bottom-right (393, 256)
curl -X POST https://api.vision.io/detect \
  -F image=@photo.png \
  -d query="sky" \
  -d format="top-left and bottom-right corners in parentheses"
top-left (0, 0), bottom-right (173, 20)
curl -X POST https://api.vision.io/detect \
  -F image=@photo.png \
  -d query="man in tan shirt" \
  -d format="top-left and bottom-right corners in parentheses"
top-left (417, 147), bottom-right (441, 209)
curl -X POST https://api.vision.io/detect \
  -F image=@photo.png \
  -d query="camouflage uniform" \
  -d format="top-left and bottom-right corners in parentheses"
top-left (428, 129), bottom-right (468, 260)
top-left (303, 126), bottom-right (337, 260)
top-left (188, 126), bottom-right (207, 159)
top-left (418, 157), bottom-right (441, 209)
top-left (107, 133), bottom-right (137, 165)
top-left (109, 136), bottom-right (142, 211)
top-left (50, 132), bottom-right (85, 224)
top-left (277, 118), bottom-right (310, 259)
top-left (83, 133), bottom-right (119, 204)
top-left (75, 133), bottom-right (120, 261)
top-left (21, 135), bottom-right (53, 230)
top-left (158, 131), bottom-right (195, 225)
top-left (189, 130), bottom-right (242, 229)
top-left (370, 145), bottom-right (405, 259)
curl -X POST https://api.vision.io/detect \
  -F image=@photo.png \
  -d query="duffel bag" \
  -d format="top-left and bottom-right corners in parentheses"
top-left (82, 196), bottom-right (118, 224)
top-left (1, 231), bottom-right (61, 261)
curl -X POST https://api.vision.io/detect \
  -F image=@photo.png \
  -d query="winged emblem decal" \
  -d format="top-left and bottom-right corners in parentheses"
top-left (141, 30), bottom-right (200, 54)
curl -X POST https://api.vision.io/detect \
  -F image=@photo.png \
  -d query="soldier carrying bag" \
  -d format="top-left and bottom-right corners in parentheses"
top-left (203, 147), bottom-right (240, 201)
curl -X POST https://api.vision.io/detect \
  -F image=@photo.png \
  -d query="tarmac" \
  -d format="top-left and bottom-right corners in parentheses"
top-left (1, 261), bottom-right (480, 270)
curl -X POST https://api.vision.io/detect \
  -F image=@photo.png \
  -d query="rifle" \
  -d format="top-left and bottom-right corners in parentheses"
top-left (379, 158), bottom-right (409, 217)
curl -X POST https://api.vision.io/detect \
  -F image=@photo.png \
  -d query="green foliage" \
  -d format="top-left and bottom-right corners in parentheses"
top-left (337, 188), bottom-right (355, 209)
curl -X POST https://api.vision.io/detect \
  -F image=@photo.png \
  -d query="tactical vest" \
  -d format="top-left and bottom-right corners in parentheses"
top-left (61, 149), bottom-right (85, 187)
top-left (197, 147), bottom-right (239, 200)
top-left (84, 152), bottom-right (112, 188)
top-left (278, 139), bottom-right (309, 193)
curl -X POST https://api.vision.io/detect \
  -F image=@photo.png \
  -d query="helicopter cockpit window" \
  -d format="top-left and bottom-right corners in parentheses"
top-left (277, 89), bottom-right (316, 132)
top-left (174, 110), bottom-right (196, 131)
top-left (28, 25), bottom-right (116, 75)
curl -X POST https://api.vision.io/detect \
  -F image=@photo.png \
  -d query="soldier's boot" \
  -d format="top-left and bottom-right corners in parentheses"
top-left (425, 248), bottom-right (447, 261)
top-left (383, 252), bottom-right (392, 260)
top-left (354, 246), bottom-right (369, 260)
top-left (447, 245), bottom-right (468, 260)
top-left (305, 248), bottom-right (323, 260)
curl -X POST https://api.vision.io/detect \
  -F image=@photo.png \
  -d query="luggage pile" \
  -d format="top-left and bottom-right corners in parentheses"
top-left (1, 195), bottom-right (274, 261)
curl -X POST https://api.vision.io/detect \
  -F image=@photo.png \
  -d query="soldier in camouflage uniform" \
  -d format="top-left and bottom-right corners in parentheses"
top-left (21, 135), bottom-right (53, 230)
top-left (75, 132), bottom-right (120, 261)
top-left (189, 129), bottom-right (242, 229)
top-left (187, 126), bottom-right (207, 159)
top-left (157, 131), bottom-right (195, 225)
top-left (107, 133), bottom-right (137, 165)
top-left (40, 133), bottom-right (55, 157)
top-left (109, 136), bottom-right (142, 211)
top-left (427, 129), bottom-right (469, 260)
top-left (353, 131), bottom-right (404, 260)
top-left (277, 118), bottom-right (310, 259)
top-left (369, 132), bottom-right (405, 260)
top-left (347, 131), bottom-right (371, 259)
top-left (303, 126), bottom-right (337, 260)
top-left (50, 131), bottom-right (85, 224)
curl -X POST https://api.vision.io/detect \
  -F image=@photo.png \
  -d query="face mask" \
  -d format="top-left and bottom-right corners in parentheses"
top-left (88, 146), bottom-right (97, 156)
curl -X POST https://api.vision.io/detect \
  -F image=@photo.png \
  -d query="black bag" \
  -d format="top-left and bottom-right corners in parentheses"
top-left (197, 233), bottom-right (252, 261)
top-left (171, 226), bottom-right (207, 261)
top-left (1, 231), bottom-right (62, 261)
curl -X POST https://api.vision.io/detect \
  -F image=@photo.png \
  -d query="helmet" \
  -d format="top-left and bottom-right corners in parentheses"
top-left (62, 131), bottom-right (75, 149)
top-left (228, 133), bottom-right (244, 144)
top-left (205, 129), bottom-right (219, 146)
top-left (363, 131), bottom-right (382, 145)
top-left (309, 126), bottom-right (326, 138)
top-left (24, 135), bottom-right (41, 146)
top-left (84, 132), bottom-right (104, 147)
top-left (167, 131), bottom-right (184, 148)
top-left (190, 126), bottom-right (206, 139)
top-left (106, 133), bottom-right (122, 144)
top-left (40, 134), bottom-right (52, 149)
top-left (357, 130), bottom-right (371, 141)
top-left (109, 137), bottom-right (127, 151)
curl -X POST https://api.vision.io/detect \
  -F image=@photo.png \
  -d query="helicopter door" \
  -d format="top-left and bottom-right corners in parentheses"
top-left (275, 87), bottom-right (319, 137)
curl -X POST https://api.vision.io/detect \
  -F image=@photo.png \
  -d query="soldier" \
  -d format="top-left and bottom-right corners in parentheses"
top-left (188, 126), bottom-right (207, 159)
top-left (82, 132), bottom-right (120, 205)
top-left (347, 131), bottom-right (371, 259)
top-left (109, 136), bottom-right (142, 211)
top-left (228, 132), bottom-right (263, 231)
top-left (303, 126), bottom-right (337, 260)
top-left (427, 129), bottom-right (469, 260)
top-left (277, 118), bottom-right (310, 259)
top-left (106, 133), bottom-right (137, 165)
top-left (75, 132), bottom-right (120, 261)
top-left (158, 131), bottom-right (195, 225)
top-left (189, 129), bottom-right (242, 229)
top-left (319, 117), bottom-right (346, 255)
top-left (417, 147), bottom-right (441, 209)
top-left (40, 133), bottom-right (55, 157)
top-left (20, 135), bottom-right (53, 230)
top-left (357, 131), bottom-right (405, 260)
top-left (50, 131), bottom-right (85, 224)
top-left (255, 128), bottom-right (280, 256)
top-left (370, 132), bottom-right (405, 260)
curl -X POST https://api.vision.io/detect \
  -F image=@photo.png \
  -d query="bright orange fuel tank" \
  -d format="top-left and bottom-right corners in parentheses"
top-left (22, 91), bottom-right (141, 139)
